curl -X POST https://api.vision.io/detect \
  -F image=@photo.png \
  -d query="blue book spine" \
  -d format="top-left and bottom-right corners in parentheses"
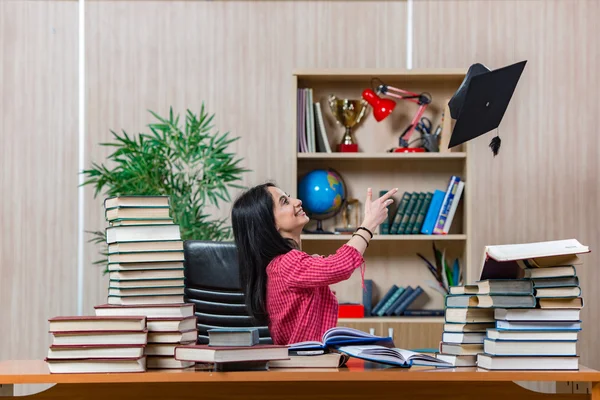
top-left (433, 176), bottom-right (461, 234)
top-left (370, 284), bottom-right (398, 316)
top-left (421, 190), bottom-right (445, 234)
top-left (362, 279), bottom-right (373, 317)
top-left (393, 286), bottom-right (424, 316)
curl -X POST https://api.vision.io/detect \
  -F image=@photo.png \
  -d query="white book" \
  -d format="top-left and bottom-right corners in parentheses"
top-left (148, 329), bottom-right (197, 344)
top-left (494, 308), bottom-right (580, 321)
top-left (314, 103), bottom-right (332, 153)
top-left (48, 316), bottom-right (146, 332)
top-left (483, 338), bottom-right (577, 356)
top-left (106, 224), bottom-right (181, 244)
top-left (435, 353), bottom-right (477, 367)
top-left (146, 356), bottom-right (195, 369)
top-left (46, 357), bottom-right (146, 373)
top-left (487, 329), bottom-right (578, 341)
top-left (484, 239), bottom-right (589, 262)
top-left (441, 332), bottom-right (486, 344)
top-left (107, 294), bottom-right (184, 306)
top-left (52, 331), bottom-right (148, 346)
top-left (146, 343), bottom-right (193, 356)
top-left (442, 181), bottom-right (464, 234)
top-left (48, 345), bottom-right (145, 359)
top-left (477, 354), bottom-right (579, 370)
top-left (95, 303), bottom-right (194, 318)
top-left (147, 316), bottom-right (196, 332)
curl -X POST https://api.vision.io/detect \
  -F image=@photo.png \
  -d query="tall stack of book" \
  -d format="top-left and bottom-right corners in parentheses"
top-left (436, 239), bottom-right (588, 370)
top-left (45, 316), bottom-right (148, 373)
top-left (475, 239), bottom-right (588, 371)
top-left (101, 195), bottom-right (197, 369)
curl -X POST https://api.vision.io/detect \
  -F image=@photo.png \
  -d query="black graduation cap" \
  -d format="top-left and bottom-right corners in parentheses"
top-left (447, 60), bottom-right (527, 156)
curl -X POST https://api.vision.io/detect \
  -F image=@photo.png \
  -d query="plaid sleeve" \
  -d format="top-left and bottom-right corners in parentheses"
top-left (277, 245), bottom-right (365, 289)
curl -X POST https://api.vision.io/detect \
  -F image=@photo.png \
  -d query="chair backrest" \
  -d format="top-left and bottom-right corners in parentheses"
top-left (183, 240), bottom-right (272, 344)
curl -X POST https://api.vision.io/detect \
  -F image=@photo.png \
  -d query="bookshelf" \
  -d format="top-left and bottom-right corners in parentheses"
top-left (292, 69), bottom-right (470, 348)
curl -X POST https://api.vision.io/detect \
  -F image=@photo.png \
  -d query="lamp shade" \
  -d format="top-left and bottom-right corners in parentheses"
top-left (362, 89), bottom-right (396, 122)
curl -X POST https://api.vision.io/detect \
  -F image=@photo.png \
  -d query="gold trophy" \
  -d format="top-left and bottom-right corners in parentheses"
top-left (328, 95), bottom-right (368, 152)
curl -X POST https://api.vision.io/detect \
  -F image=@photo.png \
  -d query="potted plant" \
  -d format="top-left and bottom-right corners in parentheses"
top-left (82, 105), bottom-right (249, 270)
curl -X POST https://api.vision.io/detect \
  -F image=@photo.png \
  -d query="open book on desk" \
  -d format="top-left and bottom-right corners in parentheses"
top-left (288, 327), bottom-right (394, 351)
top-left (337, 345), bottom-right (453, 368)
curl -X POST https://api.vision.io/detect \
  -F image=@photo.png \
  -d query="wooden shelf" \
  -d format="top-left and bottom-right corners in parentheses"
top-left (339, 317), bottom-right (444, 324)
top-left (301, 234), bottom-right (467, 241)
top-left (293, 68), bottom-right (467, 82)
top-left (297, 152), bottom-right (466, 160)
top-left (294, 68), bottom-right (469, 348)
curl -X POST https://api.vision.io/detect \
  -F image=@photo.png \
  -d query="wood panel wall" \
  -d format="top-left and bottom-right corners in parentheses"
top-left (0, 0), bottom-right (78, 394)
top-left (1, 1), bottom-right (599, 391)
top-left (413, 0), bottom-right (600, 372)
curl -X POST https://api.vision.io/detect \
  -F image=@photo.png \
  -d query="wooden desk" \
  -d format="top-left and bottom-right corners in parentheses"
top-left (0, 359), bottom-right (599, 400)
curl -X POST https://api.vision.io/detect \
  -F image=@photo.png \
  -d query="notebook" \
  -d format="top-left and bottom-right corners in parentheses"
top-left (336, 345), bottom-right (453, 368)
top-left (287, 327), bottom-right (393, 351)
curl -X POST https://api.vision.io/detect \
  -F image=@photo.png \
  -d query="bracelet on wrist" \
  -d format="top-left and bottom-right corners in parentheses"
top-left (357, 226), bottom-right (373, 239)
top-left (352, 233), bottom-right (369, 247)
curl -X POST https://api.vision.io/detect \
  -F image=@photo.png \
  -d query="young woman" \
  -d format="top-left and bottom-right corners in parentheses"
top-left (231, 182), bottom-right (397, 345)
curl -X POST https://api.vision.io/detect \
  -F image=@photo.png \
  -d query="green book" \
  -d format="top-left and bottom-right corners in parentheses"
top-left (405, 192), bottom-right (425, 234)
top-left (411, 192), bottom-right (433, 234)
top-left (389, 192), bottom-right (412, 234)
top-left (397, 192), bottom-right (418, 234)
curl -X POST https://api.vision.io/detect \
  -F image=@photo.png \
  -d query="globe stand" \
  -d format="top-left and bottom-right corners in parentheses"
top-left (302, 220), bottom-right (335, 235)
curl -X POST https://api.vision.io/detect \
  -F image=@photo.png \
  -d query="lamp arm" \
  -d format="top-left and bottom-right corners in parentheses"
top-left (380, 86), bottom-right (422, 104)
top-left (399, 103), bottom-right (429, 146)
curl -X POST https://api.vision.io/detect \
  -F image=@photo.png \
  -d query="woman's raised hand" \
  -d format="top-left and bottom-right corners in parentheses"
top-left (361, 187), bottom-right (398, 233)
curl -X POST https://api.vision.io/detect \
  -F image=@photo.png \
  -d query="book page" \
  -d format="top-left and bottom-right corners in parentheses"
top-left (485, 239), bottom-right (589, 261)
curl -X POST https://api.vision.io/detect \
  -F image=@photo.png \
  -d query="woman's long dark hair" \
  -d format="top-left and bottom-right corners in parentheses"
top-left (231, 182), bottom-right (297, 326)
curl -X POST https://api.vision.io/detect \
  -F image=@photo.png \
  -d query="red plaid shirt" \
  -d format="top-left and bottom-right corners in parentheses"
top-left (266, 244), bottom-right (365, 345)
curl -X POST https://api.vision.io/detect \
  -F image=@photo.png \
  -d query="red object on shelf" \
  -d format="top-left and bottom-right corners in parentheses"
top-left (338, 143), bottom-right (359, 152)
top-left (338, 304), bottom-right (364, 318)
top-left (362, 89), bottom-right (396, 121)
top-left (393, 147), bottom-right (426, 153)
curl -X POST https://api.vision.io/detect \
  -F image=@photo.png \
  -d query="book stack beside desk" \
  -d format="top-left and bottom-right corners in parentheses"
top-left (45, 316), bottom-right (148, 373)
top-left (100, 195), bottom-right (197, 369)
top-left (436, 239), bottom-right (588, 370)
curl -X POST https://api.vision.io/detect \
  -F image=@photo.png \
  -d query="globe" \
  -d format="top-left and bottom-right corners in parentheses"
top-left (298, 168), bottom-right (346, 233)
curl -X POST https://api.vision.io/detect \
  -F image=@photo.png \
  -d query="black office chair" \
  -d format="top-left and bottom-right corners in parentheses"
top-left (183, 240), bottom-right (273, 344)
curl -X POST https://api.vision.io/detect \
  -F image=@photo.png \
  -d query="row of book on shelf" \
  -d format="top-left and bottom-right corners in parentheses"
top-left (379, 175), bottom-right (464, 235)
top-left (297, 87), bottom-right (332, 153)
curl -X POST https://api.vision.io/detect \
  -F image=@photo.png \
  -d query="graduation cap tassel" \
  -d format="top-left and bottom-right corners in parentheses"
top-left (489, 131), bottom-right (501, 156)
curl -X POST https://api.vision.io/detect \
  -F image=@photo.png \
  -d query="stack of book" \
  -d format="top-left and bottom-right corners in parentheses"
top-left (94, 303), bottom-right (197, 369)
top-left (104, 195), bottom-right (185, 306)
top-left (476, 239), bottom-right (588, 371)
top-left (435, 284), bottom-right (495, 367)
top-left (45, 316), bottom-right (148, 373)
top-left (436, 239), bottom-right (588, 370)
top-left (174, 328), bottom-right (289, 371)
top-left (102, 195), bottom-right (197, 369)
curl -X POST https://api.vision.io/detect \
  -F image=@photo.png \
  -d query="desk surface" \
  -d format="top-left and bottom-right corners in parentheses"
top-left (1, 359), bottom-right (599, 385)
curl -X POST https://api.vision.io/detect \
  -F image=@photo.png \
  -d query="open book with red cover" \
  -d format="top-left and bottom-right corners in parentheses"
top-left (287, 327), bottom-right (394, 351)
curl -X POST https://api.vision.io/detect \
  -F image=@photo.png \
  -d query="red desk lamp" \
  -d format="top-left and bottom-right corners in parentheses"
top-left (362, 82), bottom-right (432, 152)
